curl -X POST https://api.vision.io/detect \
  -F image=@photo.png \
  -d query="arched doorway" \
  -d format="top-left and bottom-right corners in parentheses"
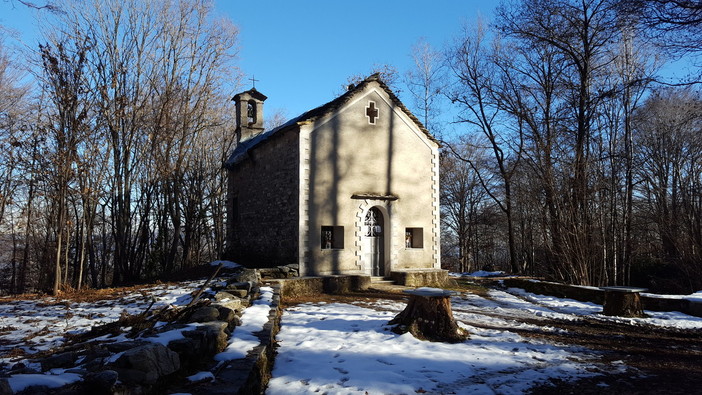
top-left (364, 207), bottom-right (385, 276)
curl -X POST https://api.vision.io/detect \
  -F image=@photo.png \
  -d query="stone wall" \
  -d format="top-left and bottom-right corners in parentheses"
top-left (501, 278), bottom-right (702, 318)
top-left (270, 275), bottom-right (371, 299)
top-left (226, 129), bottom-right (300, 268)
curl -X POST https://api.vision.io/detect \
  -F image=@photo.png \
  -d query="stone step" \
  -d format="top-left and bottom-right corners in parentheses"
top-left (370, 276), bottom-right (395, 285)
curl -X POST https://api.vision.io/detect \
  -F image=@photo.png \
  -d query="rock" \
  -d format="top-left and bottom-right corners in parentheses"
top-left (113, 343), bottom-right (180, 384)
top-left (82, 347), bottom-right (111, 366)
top-left (190, 321), bottom-right (230, 353)
top-left (105, 341), bottom-right (147, 353)
top-left (690, 301), bottom-right (702, 317)
top-left (169, 321), bottom-right (230, 369)
top-left (83, 370), bottom-right (119, 393)
top-left (215, 306), bottom-right (239, 327)
top-left (9, 363), bottom-right (39, 375)
top-left (223, 289), bottom-right (248, 299)
top-left (286, 263), bottom-right (300, 272)
top-left (225, 281), bottom-right (252, 293)
top-left (167, 338), bottom-right (199, 370)
top-left (258, 267), bottom-right (283, 279)
top-left (188, 306), bottom-right (220, 323)
top-left (16, 385), bottom-right (50, 394)
top-left (214, 291), bottom-right (236, 302)
top-left (234, 268), bottom-right (259, 284)
top-left (0, 379), bottom-right (12, 395)
top-left (214, 297), bottom-right (245, 312)
top-left (41, 351), bottom-right (77, 371)
top-left (83, 348), bottom-right (112, 372)
top-left (84, 347), bottom-right (111, 360)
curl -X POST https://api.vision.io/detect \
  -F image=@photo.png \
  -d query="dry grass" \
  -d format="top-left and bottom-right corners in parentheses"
top-left (0, 281), bottom-right (189, 305)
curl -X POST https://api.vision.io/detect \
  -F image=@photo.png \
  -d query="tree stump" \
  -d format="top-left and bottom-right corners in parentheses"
top-left (600, 286), bottom-right (648, 317)
top-left (389, 288), bottom-right (468, 343)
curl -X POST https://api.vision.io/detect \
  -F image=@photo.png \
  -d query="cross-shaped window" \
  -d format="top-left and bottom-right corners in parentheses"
top-left (365, 101), bottom-right (379, 125)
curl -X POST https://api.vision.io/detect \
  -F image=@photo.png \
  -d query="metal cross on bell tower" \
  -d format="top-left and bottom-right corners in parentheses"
top-left (249, 75), bottom-right (259, 89)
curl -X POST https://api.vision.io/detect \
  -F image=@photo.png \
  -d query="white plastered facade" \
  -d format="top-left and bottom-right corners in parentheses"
top-left (296, 81), bottom-right (440, 276)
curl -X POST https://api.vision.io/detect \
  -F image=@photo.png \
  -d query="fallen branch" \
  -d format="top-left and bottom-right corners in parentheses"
top-left (187, 263), bottom-right (224, 308)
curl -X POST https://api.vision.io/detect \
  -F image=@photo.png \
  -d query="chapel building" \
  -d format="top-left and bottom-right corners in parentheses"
top-left (224, 74), bottom-right (441, 279)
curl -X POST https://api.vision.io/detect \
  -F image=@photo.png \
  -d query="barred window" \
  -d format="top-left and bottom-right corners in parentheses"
top-left (405, 228), bottom-right (424, 249)
top-left (321, 226), bottom-right (344, 249)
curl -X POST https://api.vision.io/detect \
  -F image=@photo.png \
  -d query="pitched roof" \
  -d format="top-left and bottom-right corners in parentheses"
top-left (224, 74), bottom-right (437, 168)
top-left (233, 87), bottom-right (267, 102)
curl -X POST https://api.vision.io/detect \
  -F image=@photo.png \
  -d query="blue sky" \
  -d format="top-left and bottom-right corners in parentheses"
top-left (0, 0), bottom-right (492, 122)
top-left (220, 1), bottom-right (491, 117)
top-left (1, 1), bottom-right (693, 130)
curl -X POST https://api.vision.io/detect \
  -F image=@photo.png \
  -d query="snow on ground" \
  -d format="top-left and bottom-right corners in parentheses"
top-left (215, 286), bottom-right (274, 362)
top-left (267, 301), bottom-right (600, 395)
top-left (0, 279), bottom-right (278, 393)
top-left (0, 281), bottom-right (200, 368)
top-left (2, 271), bottom-right (701, 394)
top-left (6, 372), bottom-right (83, 393)
top-left (268, 286), bottom-right (702, 394)
top-left (506, 287), bottom-right (702, 330)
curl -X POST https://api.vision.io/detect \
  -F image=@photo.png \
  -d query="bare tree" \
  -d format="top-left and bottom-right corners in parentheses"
top-left (0, 38), bottom-right (29, 230)
top-left (633, 87), bottom-right (702, 292)
top-left (440, 139), bottom-right (491, 273)
top-left (40, 0), bottom-right (241, 284)
top-left (344, 64), bottom-right (401, 94)
top-left (1, 0), bottom-right (60, 12)
top-left (619, 0), bottom-right (702, 51)
top-left (38, 35), bottom-right (91, 294)
top-left (264, 108), bottom-right (289, 131)
top-left (493, 0), bottom-right (622, 284)
top-left (405, 38), bottom-right (445, 137)
top-left (447, 20), bottom-right (523, 274)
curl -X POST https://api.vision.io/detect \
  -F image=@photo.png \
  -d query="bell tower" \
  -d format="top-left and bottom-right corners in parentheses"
top-left (233, 87), bottom-right (267, 144)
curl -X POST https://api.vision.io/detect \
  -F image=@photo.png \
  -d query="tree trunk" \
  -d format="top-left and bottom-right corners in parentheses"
top-left (390, 293), bottom-right (468, 343)
top-left (603, 291), bottom-right (646, 317)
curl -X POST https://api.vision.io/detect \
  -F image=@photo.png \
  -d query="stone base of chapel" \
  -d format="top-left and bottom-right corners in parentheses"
top-left (390, 268), bottom-right (453, 288)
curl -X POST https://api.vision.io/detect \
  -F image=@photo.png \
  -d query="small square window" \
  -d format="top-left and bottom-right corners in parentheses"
top-left (405, 228), bottom-right (423, 249)
top-left (321, 226), bottom-right (344, 249)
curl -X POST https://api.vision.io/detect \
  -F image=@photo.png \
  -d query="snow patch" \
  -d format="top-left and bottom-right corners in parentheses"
top-left (268, 302), bottom-right (599, 394)
top-left (187, 371), bottom-right (215, 382)
top-left (215, 286), bottom-right (274, 361)
top-left (7, 373), bottom-right (82, 393)
top-left (209, 260), bottom-right (240, 269)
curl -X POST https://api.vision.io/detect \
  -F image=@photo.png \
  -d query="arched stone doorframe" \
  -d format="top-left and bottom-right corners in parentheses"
top-left (353, 200), bottom-right (399, 277)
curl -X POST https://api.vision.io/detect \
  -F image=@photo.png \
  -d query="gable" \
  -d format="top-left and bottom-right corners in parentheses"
top-left (307, 83), bottom-right (438, 152)
top-left (304, 86), bottom-right (438, 199)
top-left (225, 74), bottom-right (438, 169)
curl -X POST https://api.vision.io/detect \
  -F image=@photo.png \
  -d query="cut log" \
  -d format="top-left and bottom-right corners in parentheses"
top-left (389, 288), bottom-right (468, 343)
top-left (600, 287), bottom-right (648, 317)
top-left (603, 291), bottom-right (646, 317)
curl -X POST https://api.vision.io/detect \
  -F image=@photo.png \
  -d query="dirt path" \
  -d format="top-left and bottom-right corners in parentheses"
top-left (457, 288), bottom-right (702, 394)
top-left (520, 316), bottom-right (702, 394)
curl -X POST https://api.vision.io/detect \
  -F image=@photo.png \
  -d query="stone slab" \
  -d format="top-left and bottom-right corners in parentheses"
top-left (600, 286), bottom-right (648, 293)
top-left (390, 269), bottom-right (452, 287)
top-left (404, 287), bottom-right (456, 298)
